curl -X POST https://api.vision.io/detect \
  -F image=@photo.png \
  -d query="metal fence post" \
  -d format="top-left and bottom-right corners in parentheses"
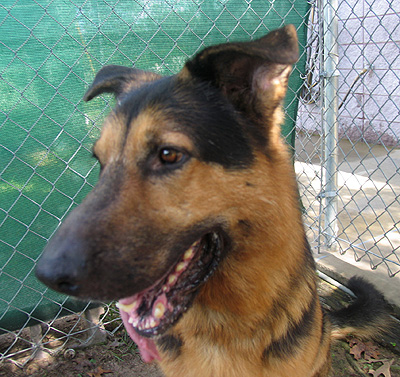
top-left (321, 0), bottom-right (339, 247)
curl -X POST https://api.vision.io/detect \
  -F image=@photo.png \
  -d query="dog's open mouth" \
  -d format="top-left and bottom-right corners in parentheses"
top-left (118, 232), bottom-right (223, 356)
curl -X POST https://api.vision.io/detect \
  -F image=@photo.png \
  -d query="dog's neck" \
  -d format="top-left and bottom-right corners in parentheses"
top-left (176, 149), bottom-right (317, 340)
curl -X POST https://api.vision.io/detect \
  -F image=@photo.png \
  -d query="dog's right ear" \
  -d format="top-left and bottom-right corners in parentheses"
top-left (83, 65), bottom-right (161, 102)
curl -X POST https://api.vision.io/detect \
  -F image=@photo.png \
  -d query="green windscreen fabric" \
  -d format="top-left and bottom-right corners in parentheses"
top-left (0, 0), bottom-right (309, 332)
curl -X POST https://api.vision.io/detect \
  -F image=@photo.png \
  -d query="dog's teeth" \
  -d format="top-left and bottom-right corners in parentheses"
top-left (117, 300), bottom-right (138, 313)
top-left (168, 274), bottom-right (178, 285)
top-left (183, 247), bottom-right (194, 260)
top-left (129, 317), bottom-right (139, 327)
top-left (150, 319), bottom-right (157, 328)
top-left (175, 262), bottom-right (186, 273)
top-left (154, 302), bottom-right (166, 319)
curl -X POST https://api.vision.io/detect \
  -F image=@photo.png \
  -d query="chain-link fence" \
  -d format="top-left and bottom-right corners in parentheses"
top-left (0, 0), bottom-right (310, 367)
top-left (296, 0), bottom-right (400, 280)
top-left (0, 0), bottom-right (399, 369)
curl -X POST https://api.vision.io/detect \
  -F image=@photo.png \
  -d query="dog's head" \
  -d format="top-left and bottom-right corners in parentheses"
top-left (36, 25), bottom-right (298, 338)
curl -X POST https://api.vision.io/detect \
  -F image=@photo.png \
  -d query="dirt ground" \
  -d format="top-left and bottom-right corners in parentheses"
top-left (1, 333), bottom-right (399, 377)
top-left (1, 279), bottom-right (399, 377)
top-left (0, 336), bottom-right (398, 377)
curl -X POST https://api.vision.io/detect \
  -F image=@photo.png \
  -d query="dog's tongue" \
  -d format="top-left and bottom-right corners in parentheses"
top-left (119, 308), bottom-right (161, 363)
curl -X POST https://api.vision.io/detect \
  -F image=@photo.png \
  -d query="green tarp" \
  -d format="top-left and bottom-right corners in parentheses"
top-left (0, 0), bottom-right (309, 332)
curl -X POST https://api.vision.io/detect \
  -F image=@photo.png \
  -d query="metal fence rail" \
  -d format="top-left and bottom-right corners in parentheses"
top-left (0, 0), bottom-right (399, 370)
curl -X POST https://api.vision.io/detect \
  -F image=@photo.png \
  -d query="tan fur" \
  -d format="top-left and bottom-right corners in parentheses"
top-left (154, 149), bottom-right (330, 377)
top-left (91, 102), bottom-right (332, 376)
top-left (89, 103), bottom-right (332, 376)
top-left (37, 27), bottom-right (390, 377)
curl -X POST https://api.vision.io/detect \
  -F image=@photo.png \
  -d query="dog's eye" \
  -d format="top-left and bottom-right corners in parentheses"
top-left (147, 147), bottom-right (189, 174)
top-left (159, 148), bottom-right (184, 165)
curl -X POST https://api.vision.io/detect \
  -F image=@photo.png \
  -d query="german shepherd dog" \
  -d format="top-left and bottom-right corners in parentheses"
top-left (36, 25), bottom-right (390, 376)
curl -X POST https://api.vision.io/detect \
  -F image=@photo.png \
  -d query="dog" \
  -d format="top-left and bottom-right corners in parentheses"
top-left (36, 25), bottom-right (391, 376)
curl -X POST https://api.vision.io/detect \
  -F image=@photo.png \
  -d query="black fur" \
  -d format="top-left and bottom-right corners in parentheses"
top-left (157, 334), bottom-right (183, 359)
top-left (263, 294), bottom-right (318, 360)
top-left (328, 276), bottom-right (391, 331)
top-left (117, 76), bottom-right (255, 170)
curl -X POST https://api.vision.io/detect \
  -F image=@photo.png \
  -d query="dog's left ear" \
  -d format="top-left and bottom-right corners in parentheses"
top-left (182, 25), bottom-right (298, 118)
top-left (83, 65), bottom-right (161, 102)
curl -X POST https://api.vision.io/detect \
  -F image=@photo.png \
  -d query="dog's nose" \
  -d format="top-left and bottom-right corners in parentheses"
top-left (35, 238), bottom-right (88, 296)
top-left (36, 264), bottom-right (81, 295)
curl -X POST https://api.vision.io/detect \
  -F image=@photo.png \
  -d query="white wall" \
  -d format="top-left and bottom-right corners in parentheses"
top-left (297, 0), bottom-right (400, 147)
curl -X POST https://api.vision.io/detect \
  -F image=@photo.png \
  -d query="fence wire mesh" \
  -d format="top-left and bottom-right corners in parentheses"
top-left (296, 0), bottom-right (400, 278)
top-left (0, 0), bottom-right (309, 367)
top-left (0, 0), bottom-right (399, 369)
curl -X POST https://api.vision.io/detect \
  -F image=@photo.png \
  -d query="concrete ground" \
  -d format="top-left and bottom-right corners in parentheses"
top-left (295, 133), bottom-right (400, 308)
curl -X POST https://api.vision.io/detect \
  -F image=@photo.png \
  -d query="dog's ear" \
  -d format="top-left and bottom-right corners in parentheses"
top-left (182, 25), bottom-right (298, 119)
top-left (83, 65), bottom-right (161, 102)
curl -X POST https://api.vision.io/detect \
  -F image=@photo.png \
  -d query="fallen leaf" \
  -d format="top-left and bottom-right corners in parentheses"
top-left (87, 366), bottom-right (113, 377)
top-left (368, 358), bottom-right (393, 377)
top-left (348, 338), bottom-right (380, 361)
top-left (364, 341), bottom-right (380, 361)
top-left (348, 338), bottom-right (358, 346)
top-left (350, 340), bottom-right (366, 360)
